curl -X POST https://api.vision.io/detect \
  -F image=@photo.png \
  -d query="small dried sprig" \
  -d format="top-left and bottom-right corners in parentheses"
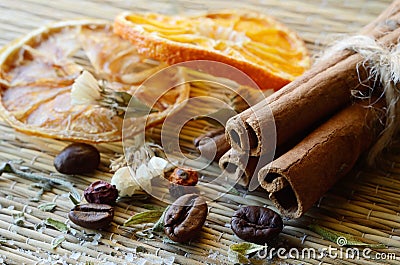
top-left (0, 161), bottom-right (80, 202)
top-left (309, 224), bottom-right (385, 248)
top-left (71, 70), bottom-right (156, 117)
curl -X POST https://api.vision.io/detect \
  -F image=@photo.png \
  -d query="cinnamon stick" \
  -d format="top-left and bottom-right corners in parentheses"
top-left (194, 128), bottom-right (230, 161)
top-left (225, 0), bottom-right (400, 156)
top-left (219, 149), bottom-right (260, 187)
top-left (258, 100), bottom-right (385, 218)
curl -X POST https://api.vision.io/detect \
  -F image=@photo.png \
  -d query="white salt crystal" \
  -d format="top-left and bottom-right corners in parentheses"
top-left (70, 252), bottom-right (81, 260)
top-left (163, 256), bottom-right (175, 265)
top-left (125, 253), bottom-right (134, 262)
top-left (136, 258), bottom-right (149, 265)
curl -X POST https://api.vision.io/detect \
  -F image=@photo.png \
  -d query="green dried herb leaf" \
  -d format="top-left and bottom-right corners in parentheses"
top-left (223, 184), bottom-right (240, 196)
top-left (309, 224), bottom-right (385, 248)
top-left (113, 91), bottom-right (132, 106)
top-left (38, 202), bottom-right (57, 212)
top-left (0, 162), bottom-right (13, 174)
top-left (45, 218), bottom-right (69, 233)
top-left (51, 235), bottom-right (65, 249)
top-left (152, 206), bottom-right (169, 232)
top-left (12, 212), bottom-right (25, 226)
top-left (228, 242), bottom-right (265, 264)
top-left (124, 209), bottom-right (165, 227)
top-left (124, 96), bottom-right (157, 118)
top-left (135, 246), bottom-right (147, 253)
top-left (0, 238), bottom-right (7, 245)
top-left (69, 192), bottom-right (80, 205)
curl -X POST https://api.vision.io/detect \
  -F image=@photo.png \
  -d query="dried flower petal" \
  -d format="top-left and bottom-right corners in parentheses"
top-left (71, 70), bottom-right (101, 105)
top-left (111, 167), bottom-right (140, 197)
top-left (111, 157), bottom-right (170, 197)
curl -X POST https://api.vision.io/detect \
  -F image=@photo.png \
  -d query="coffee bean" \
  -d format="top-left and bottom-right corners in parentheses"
top-left (54, 143), bottom-right (100, 174)
top-left (231, 206), bottom-right (283, 245)
top-left (164, 194), bottom-right (207, 243)
top-left (68, 203), bottom-right (114, 229)
top-left (84, 180), bottom-right (118, 205)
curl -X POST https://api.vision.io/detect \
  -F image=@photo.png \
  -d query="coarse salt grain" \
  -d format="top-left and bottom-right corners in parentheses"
top-left (70, 252), bottom-right (81, 260)
top-left (125, 253), bottom-right (134, 262)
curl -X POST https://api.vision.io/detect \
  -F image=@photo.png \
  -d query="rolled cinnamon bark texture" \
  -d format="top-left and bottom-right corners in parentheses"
top-left (219, 149), bottom-right (261, 187)
top-left (225, 0), bottom-right (400, 156)
top-left (194, 128), bottom-right (230, 162)
top-left (258, 100), bottom-right (385, 218)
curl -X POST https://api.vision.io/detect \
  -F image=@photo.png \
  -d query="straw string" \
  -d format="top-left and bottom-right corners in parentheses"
top-left (319, 35), bottom-right (400, 166)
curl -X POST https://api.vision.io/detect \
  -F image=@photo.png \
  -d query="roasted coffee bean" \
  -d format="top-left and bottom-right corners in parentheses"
top-left (68, 203), bottom-right (114, 229)
top-left (84, 180), bottom-right (118, 205)
top-left (164, 194), bottom-right (207, 242)
top-left (231, 206), bottom-right (283, 245)
top-left (54, 143), bottom-right (100, 174)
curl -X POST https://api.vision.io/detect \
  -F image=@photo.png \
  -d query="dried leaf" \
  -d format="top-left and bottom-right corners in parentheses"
top-left (124, 96), bottom-right (157, 118)
top-left (38, 202), bottom-right (57, 212)
top-left (0, 162), bottom-right (13, 174)
top-left (51, 235), bottom-right (65, 249)
top-left (12, 212), bottom-right (25, 226)
top-left (152, 206), bottom-right (169, 232)
top-left (224, 184), bottom-right (240, 196)
top-left (124, 210), bottom-right (165, 227)
top-left (45, 218), bottom-right (69, 233)
top-left (69, 192), bottom-right (80, 205)
top-left (228, 242), bottom-right (265, 264)
top-left (135, 246), bottom-right (147, 253)
top-left (309, 224), bottom-right (385, 248)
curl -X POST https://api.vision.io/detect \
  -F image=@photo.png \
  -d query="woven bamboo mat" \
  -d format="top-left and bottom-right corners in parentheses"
top-left (1, 0), bottom-right (400, 264)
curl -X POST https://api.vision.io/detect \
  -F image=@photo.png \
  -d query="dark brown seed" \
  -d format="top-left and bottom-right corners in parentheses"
top-left (164, 194), bottom-right (208, 243)
top-left (54, 143), bottom-right (100, 174)
top-left (84, 180), bottom-right (119, 205)
top-left (231, 206), bottom-right (283, 245)
top-left (68, 203), bottom-right (114, 229)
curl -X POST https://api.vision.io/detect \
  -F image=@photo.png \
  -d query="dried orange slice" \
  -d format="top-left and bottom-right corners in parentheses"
top-left (0, 20), bottom-right (188, 143)
top-left (114, 10), bottom-right (310, 91)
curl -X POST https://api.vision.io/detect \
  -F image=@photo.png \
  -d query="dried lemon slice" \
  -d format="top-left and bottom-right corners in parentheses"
top-left (0, 20), bottom-right (188, 143)
top-left (114, 10), bottom-right (310, 91)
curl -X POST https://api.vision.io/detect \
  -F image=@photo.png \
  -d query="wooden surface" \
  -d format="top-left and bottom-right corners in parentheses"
top-left (0, 1), bottom-right (399, 265)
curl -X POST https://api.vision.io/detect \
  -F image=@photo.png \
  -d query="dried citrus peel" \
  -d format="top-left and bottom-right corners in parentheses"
top-left (0, 20), bottom-right (188, 143)
top-left (114, 10), bottom-right (311, 91)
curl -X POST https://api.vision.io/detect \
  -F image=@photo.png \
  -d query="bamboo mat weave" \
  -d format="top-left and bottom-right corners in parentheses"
top-left (0, 1), bottom-right (399, 264)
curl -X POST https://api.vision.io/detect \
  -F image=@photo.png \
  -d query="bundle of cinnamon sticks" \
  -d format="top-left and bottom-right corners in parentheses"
top-left (198, 0), bottom-right (400, 218)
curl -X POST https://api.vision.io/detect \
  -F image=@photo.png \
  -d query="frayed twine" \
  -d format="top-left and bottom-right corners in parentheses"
top-left (318, 35), bottom-right (400, 166)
